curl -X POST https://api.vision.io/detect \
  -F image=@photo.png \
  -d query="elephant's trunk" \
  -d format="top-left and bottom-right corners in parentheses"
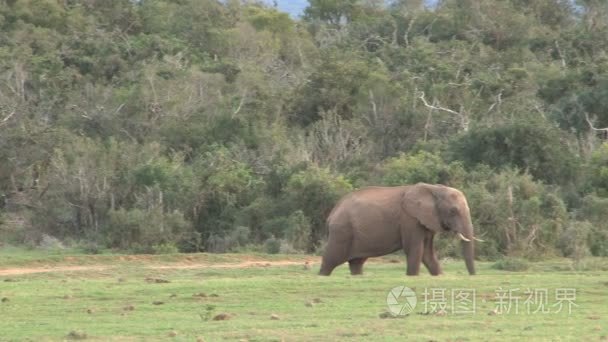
top-left (460, 224), bottom-right (476, 275)
top-left (462, 240), bottom-right (475, 275)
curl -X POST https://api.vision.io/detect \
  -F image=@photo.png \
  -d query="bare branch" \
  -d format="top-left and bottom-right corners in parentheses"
top-left (418, 91), bottom-right (469, 131)
top-left (554, 40), bottom-right (567, 68)
top-left (0, 110), bottom-right (16, 127)
top-left (114, 103), bottom-right (125, 115)
top-left (418, 92), bottom-right (460, 116)
top-left (403, 13), bottom-right (418, 47)
top-left (368, 89), bottom-right (378, 123)
top-left (585, 112), bottom-right (608, 134)
top-left (232, 91), bottom-right (247, 117)
top-left (485, 90), bottom-right (503, 115)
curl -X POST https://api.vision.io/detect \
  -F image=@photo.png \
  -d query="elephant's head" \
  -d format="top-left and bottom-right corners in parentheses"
top-left (402, 183), bottom-right (479, 275)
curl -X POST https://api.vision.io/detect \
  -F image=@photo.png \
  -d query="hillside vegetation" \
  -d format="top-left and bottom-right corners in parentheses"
top-left (1, 0), bottom-right (608, 259)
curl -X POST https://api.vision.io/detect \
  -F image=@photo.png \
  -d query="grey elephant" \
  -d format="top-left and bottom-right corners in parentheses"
top-left (319, 183), bottom-right (481, 276)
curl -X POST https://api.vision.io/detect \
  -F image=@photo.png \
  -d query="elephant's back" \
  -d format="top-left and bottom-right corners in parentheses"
top-left (327, 186), bottom-right (405, 224)
top-left (346, 186), bottom-right (406, 206)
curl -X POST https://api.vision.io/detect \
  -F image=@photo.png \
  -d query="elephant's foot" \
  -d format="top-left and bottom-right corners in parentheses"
top-left (319, 261), bottom-right (337, 276)
top-left (348, 258), bottom-right (367, 275)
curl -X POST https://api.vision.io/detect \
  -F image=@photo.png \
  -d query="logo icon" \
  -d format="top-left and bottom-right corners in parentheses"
top-left (387, 286), bottom-right (417, 316)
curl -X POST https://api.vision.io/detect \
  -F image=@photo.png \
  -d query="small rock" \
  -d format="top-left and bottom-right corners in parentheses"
top-left (66, 330), bottom-right (87, 340)
top-left (435, 311), bottom-right (447, 317)
top-left (169, 294), bottom-right (177, 298)
top-left (3, 278), bottom-right (15, 282)
top-left (523, 326), bottom-right (533, 331)
top-left (168, 331), bottom-right (178, 337)
top-left (123, 305), bottom-right (135, 311)
top-left (196, 338), bottom-right (206, 342)
top-left (303, 262), bottom-right (311, 270)
top-left (1, 297), bottom-right (9, 303)
top-left (312, 298), bottom-right (323, 304)
top-left (86, 309), bottom-right (93, 314)
top-left (388, 258), bottom-right (400, 263)
top-left (305, 301), bottom-right (314, 307)
top-left (145, 278), bottom-right (171, 284)
top-left (117, 278), bottom-right (125, 283)
top-left (378, 311), bottom-right (394, 319)
top-left (488, 309), bottom-right (499, 316)
top-left (152, 301), bottom-right (165, 305)
top-left (209, 293), bottom-right (219, 297)
top-left (212, 313), bottom-right (231, 321)
top-left (63, 295), bottom-right (73, 300)
top-left (270, 313), bottom-right (280, 320)
top-left (193, 293), bottom-right (207, 298)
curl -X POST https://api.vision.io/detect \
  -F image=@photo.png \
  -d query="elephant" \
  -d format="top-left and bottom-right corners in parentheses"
top-left (319, 183), bottom-right (481, 276)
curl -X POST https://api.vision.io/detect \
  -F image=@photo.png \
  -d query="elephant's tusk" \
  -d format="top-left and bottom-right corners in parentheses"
top-left (473, 237), bottom-right (485, 242)
top-left (457, 233), bottom-right (471, 242)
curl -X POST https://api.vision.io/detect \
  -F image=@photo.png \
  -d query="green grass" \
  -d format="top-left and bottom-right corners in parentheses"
top-left (1, 250), bottom-right (607, 341)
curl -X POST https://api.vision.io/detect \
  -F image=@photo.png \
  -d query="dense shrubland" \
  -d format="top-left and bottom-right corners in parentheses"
top-left (1, 0), bottom-right (608, 259)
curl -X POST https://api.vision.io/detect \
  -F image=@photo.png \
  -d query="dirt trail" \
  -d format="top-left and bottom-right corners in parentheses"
top-left (0, 259), bottom-right (318, 276)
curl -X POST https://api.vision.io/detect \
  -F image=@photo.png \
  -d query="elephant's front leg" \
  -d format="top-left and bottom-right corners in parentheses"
top-left (405, 238), bottom-right (424, 276)
top-left (422, 232), bottom-right (442, 276)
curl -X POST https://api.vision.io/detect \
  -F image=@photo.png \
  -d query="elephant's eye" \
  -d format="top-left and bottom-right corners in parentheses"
top-left (449, 207), bottom-right (459, 216)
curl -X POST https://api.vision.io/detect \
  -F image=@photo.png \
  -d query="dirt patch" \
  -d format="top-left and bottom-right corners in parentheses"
top-left (0, 259), bottom-right (319, 276)
top-left (0, 265), bottom-right (109, 276)
top-left (148, 260), bottom-right (314, 270)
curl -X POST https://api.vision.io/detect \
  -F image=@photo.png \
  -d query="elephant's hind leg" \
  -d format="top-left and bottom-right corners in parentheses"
top-left (319, 227), bottom-right (352, 276)
top-left (348, 257), bottom-right (367, 275)
top-left (422, 233), bottom-right (442, 276)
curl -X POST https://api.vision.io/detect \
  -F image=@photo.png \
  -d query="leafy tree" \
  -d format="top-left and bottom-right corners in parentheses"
top-left (285, 166), bottom-right (352, 251)
top-left (450, 120), bottom-right (578, 185)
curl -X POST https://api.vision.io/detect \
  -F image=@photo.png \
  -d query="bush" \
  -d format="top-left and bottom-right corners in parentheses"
top-left (557, 221), bottom-right (591, 260)
top-left (284, 210), bottom-right (312, 252)
top-left (578, 196), bottom-right (608, 257)
top-left (78, 242), bottom-right (102, 255)
top-left (587, 143), bottom-right (608, 196)
top-left (463, 169), bottom-right (567, 259)
top-left (379, 151), bottom-right (465, 187)
top-left (286, 165), bottom-right (352, 250)
top-left (449, 121), bottom-right (578, 185)
top-left (264, 236), bottom-right (281, 254)
top-left (152, 243), bottom-right (179, 254)
top-left (205, 226), bottom-right (251, 253)
top-left (571, 258), bottom-right (608, 271)
top-left (491, 257), bottom-right (530, 271)
top-left (106, 207), bottom-right (192, 252)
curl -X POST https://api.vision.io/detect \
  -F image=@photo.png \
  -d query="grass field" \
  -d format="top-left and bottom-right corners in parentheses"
top-left (1, 248), bottom-right (607, 341)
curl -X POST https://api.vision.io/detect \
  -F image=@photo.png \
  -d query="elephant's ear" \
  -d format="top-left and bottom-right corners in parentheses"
top-left (402, 183), bottom-right (443, 233)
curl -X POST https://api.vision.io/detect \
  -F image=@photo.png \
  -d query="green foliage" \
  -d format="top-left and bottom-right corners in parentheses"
top-left (578, 195), bottom-right (608, 256)
top-left (264, 236), bottom-right (281, 254)
top-left (450, 121), bottom-right (578, 185)
top-left (557, 221), bottom-right (591, 260)
top-left (284, 210), bottom-right (312, 252)
top-left (106, 207), bottom-right (191, 253)
top-left (464, 169), bottom-right (567, 258)
top-left (586, 143), bottom-right (608, 196)
top-left (379, 151), bottom-right (466, 187)
top-left (2, 0), bottom-right (608, 259)
top-left (491, 257), bottom-right (530, 272)
top-left (285, 166), bottom-right (353, 250)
